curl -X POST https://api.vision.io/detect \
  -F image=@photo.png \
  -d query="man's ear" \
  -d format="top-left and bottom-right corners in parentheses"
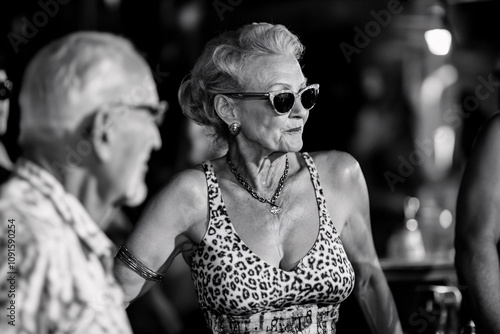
top-left (214, 94), bottom-right (238, 126)
top-left (89, 109), bottom-right (115, 162)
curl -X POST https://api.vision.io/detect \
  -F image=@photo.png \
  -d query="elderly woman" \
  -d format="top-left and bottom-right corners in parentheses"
top-left (114, 23), bottom-right (402, 333)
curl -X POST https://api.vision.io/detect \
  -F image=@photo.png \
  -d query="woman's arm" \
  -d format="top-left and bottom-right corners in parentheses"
top-left (113, 168), bottom-right (207, 305)
top-left (455, 114), bottom-right (500, 333)
top-left (336, 153), bottom-right (403, 334)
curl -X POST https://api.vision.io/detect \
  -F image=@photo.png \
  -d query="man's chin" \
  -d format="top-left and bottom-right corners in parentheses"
top-left (122, 183), bottom-right (148, 207)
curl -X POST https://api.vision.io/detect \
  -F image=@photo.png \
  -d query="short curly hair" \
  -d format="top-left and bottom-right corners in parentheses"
top-left (178, 23), bottom-right (304, 141)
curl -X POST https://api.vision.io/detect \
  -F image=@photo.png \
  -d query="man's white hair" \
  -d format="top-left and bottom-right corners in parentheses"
top-left (19, 31), bottom-right (150, 147)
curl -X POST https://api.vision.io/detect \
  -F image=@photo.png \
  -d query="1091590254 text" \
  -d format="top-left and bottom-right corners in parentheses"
top-left (6, 219), bottom-right (16, 327)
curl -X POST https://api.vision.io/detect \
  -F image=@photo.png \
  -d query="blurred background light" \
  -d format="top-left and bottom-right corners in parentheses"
top-left (178, 1), bottom-right (203, 32)
top-left (406, 218), bottom-right (419, 232)
top-left (434, 125), bottom-right (455, 172)
top-left (424, 29), bottom-right (452, 55)
top-left (104, 0), bottom-right (121, 7)
top-left (439, 209), bottom-right (453, 229)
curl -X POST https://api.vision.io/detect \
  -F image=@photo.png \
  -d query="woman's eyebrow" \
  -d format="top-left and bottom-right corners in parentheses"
top-left (266, 79), bottom-right (308, 91)
top-left (265, 82), bottom-right (290, 91)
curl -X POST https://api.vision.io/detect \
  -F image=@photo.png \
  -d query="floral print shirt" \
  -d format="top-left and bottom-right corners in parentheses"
top-left (0, 159), bottom-right (132, 334)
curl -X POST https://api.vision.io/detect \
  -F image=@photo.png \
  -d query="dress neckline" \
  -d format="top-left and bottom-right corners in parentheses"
top-left (202, 152), bottom-right (334, 273)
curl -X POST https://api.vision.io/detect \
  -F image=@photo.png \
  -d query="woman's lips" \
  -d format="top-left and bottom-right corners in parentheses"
top-left (285, 126), bottom-right (302, 134)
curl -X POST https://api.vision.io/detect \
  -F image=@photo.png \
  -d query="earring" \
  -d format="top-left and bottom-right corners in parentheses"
top-left (229, 122), bottom-right (240, 135)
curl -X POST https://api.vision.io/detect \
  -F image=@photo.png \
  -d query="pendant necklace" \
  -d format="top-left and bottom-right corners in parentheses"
top-left (226, 154), bottom-right (289, 215)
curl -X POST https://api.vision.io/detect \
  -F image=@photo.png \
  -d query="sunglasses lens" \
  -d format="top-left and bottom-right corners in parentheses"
top-left (273, 92), bottom-right (295, 114)
top-left (301, 87), bottom-right (318, 109)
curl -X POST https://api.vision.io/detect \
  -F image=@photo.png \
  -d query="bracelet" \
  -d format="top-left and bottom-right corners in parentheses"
top-left (115, 244), bottom-right (164, 282)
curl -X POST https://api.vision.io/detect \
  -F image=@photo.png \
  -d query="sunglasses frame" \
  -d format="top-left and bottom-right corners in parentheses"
top-left (223, 83), bottom-right (319, 115)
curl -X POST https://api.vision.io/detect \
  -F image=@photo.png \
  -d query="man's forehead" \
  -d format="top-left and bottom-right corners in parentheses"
top-left (85, 69), bottom-right (158, 105)
top-left (119, 74), bottom-right (158, 103)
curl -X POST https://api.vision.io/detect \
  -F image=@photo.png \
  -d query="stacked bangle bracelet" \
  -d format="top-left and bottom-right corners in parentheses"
top-left (115, 244), bottom-right (164, 282)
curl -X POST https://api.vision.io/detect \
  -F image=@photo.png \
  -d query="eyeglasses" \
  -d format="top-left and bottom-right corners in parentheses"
top-left (222, 84), bottom-right (319, 115)
top-left (0, 79), bottom-right (13, 101)
top-left (111, 100), bottom-right (168, 125)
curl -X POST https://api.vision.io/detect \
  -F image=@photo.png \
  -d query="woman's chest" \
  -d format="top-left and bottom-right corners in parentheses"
top-left (189, 210), bottom-right (355, 315)
top-left (219, 179), bottom-right (348, 268)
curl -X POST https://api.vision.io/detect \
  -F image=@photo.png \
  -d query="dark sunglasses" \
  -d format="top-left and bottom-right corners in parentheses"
top-left (223, 84), bottom-right (319, 115)
top-left (0, 79), bottom-right (13, 101)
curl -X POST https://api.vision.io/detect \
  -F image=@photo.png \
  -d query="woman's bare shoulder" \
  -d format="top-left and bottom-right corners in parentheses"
top-left (154, 166), bottom-right (206, 199)
top-left (141, 165), bottom-right (209, 230)
top-left (305, 151), bottom-right (368, 234)
top-left (308, 150), bottom-right (362, 185)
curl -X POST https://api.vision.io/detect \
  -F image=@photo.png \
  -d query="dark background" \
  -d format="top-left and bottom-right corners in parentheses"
top-left (2, 0), bottom-right (500, 333)
top-left (2, 0), bottom-right (500, 178)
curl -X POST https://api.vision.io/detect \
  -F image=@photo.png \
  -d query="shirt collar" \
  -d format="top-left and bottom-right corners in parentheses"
top-left (14, 158), bottom-right (113, 261)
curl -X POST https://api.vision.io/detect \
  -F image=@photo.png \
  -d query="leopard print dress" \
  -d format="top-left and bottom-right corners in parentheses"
top-left (190, 152), bottom-right (355, 334)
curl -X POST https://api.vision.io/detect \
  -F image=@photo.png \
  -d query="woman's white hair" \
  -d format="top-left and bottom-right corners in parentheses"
top-left (178, 23), bottom-right (304, 142)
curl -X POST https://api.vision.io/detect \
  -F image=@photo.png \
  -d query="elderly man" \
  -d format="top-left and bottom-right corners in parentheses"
top-left (0, 32), bottom-right (165, 333)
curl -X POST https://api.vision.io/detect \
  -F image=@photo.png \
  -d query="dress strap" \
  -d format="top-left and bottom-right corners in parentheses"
top-left (301, 152), bottom-right (330, 223)
top-left (201, 160), bottom-right (227, 220)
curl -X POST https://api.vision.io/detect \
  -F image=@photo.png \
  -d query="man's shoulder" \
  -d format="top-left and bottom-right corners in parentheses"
top-left (0, 175), bottom-right (63, 239)
top-left (0, 174), bottom-right (35, 202)
top-left (1, 174), bottom-right (55, 207)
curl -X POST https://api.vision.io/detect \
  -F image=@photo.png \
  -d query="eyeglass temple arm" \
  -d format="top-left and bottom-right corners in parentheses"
top-left (223, 93), bottom-right (270, 99)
